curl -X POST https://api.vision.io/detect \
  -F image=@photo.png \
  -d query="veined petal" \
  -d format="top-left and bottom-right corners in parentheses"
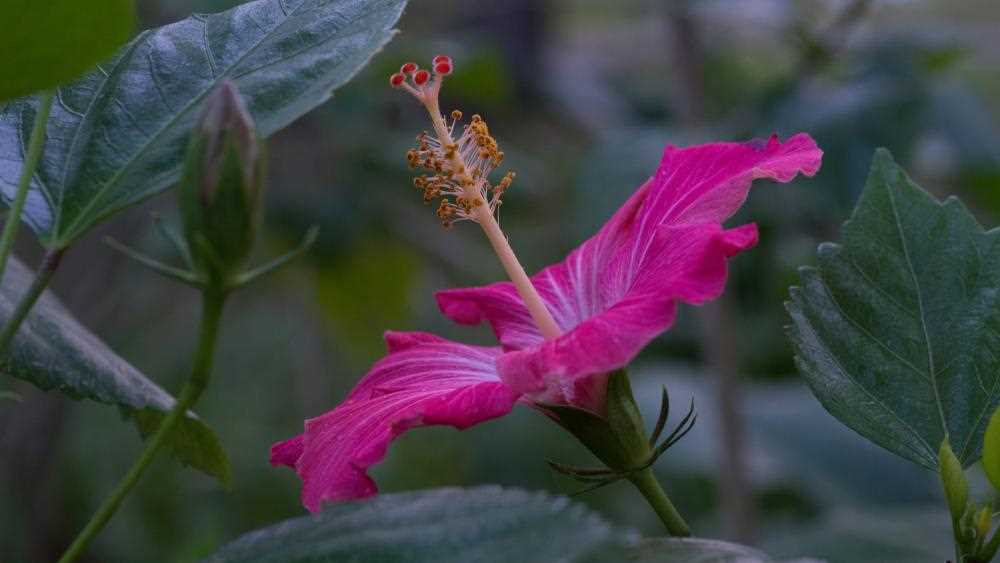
top-left (496, 224), bottom-right (758, 413)
top-left (436, 178), bottom-right (654, 351)
top-left (438, 134), bottom-right (820, 351)
top-left (643, 133), bottom-right (822, 228)
top-left (269, 332), bottom-right (518, 511)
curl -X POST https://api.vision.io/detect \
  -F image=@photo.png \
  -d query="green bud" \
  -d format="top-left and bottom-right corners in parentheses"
top-left (940, 437), bottom-right (970, 524)
top-left (180, 81), bottom-right (264, 286)
top-left (982, 405), bottom-right (1000, 493)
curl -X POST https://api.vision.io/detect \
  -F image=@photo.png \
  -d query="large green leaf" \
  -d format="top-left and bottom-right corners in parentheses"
top-left (0, 0), bottom-right (134, 102)
top-left (624, 539), bottom-right (817, 563)
top-left (0, 256), bottom-right (230, 484)
top-left (201, 486), bottom-right (623, 563)
top-left (0, 0), bottom-right (406, 248)
top-left (200, 486), bottom-right (813, 563)
top-left (787, 149), bottom-right (1000, 469)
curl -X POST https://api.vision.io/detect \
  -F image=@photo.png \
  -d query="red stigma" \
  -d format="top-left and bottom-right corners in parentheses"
top-left (433, 55), bottom-right (451, 65)
top-left (389, 73), bottom-right (405, 88)
top-left (400, 62), bottom-right (418, 74)
top-left (413, 69), bottom-right (431, 86)
top-left (434, 61), bottom-right (453, 75)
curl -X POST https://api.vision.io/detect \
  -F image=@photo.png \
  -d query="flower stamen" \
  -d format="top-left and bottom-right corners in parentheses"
top-left (389, 55), bottom-right (562, 340)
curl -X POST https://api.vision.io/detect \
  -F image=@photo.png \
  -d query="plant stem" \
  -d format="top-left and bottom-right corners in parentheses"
top-left (56, 289), bottom-right (228, 563)
top-left (628, 466), bottom-right (691, 537)
top-left (0, 90), bottom-right (55, 285)
top-left (0, 247), bottom-right (65, 358)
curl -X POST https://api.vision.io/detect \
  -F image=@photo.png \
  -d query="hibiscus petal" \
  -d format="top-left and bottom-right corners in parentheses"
top-left (269, 332), bottom-right (519, 511)
top-left (642, 133), bottom-right (822, 229)
top-left (496, 223), bottom-right (758, 413)
top-left (438, 134), bottom-right (820, 350)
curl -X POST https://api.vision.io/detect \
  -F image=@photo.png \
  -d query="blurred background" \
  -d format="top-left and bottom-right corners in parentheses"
top-left (2, 0), bottom-right (1000, 561)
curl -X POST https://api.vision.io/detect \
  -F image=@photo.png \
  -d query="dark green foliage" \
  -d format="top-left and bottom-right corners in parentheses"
top-left (0, 256), bottom-right (230, 483)
top-left (787, 149), bottom-right (1000, 469)
top-left (0, 0), bottom-right (407, 248)
top-left (201, 486), bottom-right (801, 562)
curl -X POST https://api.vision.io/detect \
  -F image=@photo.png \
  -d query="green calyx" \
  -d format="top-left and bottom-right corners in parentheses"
top-left (545, 371), bottom-right (696, 480)
top-left (543, 370), bottom-right (694, 536)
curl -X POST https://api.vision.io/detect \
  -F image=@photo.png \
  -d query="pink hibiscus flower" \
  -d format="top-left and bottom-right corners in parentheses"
top-left (272, 57), bottom-right (822, 513)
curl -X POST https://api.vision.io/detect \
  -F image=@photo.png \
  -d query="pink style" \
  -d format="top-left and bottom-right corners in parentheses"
top-left (272, 133), bottom-right (823, 513)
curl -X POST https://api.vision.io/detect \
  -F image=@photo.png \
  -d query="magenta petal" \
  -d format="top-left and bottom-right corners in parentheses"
top-left (496, 223), bottom-right (758, 412)
top-left (270, 435), bottom-right (304, 468)
top-left (643, 133), bottom-right (822, 228)
top-left (271, 332), bottom-right (519, 512)
top-left (438, 135), bottom-right (820, 355)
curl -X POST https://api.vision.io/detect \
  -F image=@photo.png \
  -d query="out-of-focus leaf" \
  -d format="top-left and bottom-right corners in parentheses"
top-left (761, 507), bottom-right (951, 563)
top-left (0, 0), bottom-right (407, 248)
top-left (0, 256), bottom-right (230, 484)
top-left (0, 0), bottom-right (134, 102)
top-left (200, 485), bottom-right (812, 563)
top-left (200, 486), bottom-right (625, 563)
top-left (316, 239), bottom-right (419, 358)
top-left (787, 149), bottom-right (1000, 469)
top-left (981, 406), bottom-right (1000, 492)
top-left (620, 538), bottom-right (819, 563)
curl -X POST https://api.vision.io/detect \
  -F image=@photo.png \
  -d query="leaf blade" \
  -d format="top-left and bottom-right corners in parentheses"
top-left (0, 0), bottom-right (406, 247)
top-left (620, 538), bottom-right (814, 563)
top-left (787, 148), bottom-right (1000, 469)
top-left (0, 256), bottom-right (229, 483)
top-left (200, 486), bottom-right (624, 563)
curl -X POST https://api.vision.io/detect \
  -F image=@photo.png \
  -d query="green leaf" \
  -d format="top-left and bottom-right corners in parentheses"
top-left (981, 406), bottom-right (1000, 492)
top-left (200, 486), bottom-right (623, 563)
top-left (787, 149), bottom-right (1000, 470)
top-left (200, 486), bottom-right (813, 562)
top-left (621, 538), bottom-right (814, 563)
top-left (0, 256), bottom-right (230, 484)
top-left (0, 0), bottom-right (135, 102)
top-left (0, 0), bottom-right (407, 248)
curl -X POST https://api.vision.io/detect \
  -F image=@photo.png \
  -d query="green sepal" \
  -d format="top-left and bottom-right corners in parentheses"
top-left (605, 370), bottom-right (653, 465)
top-left (940, 437), bottom-right (970, 524)
top-left (542, 402), bottom-right (631, 471)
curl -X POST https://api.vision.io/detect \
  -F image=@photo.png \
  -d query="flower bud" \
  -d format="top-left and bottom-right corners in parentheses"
top-left (180, 81), bottom-right (264, 286)
top-left (939, 437), bottom-right (969, 524)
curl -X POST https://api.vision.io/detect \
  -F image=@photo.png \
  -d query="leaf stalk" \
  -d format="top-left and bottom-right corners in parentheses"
top-left (0, 247), bottom-right (65, 358)
top-left (0, 90), bottom-right (55, 284)
top-left (56, 288), bottom-right (228, 563)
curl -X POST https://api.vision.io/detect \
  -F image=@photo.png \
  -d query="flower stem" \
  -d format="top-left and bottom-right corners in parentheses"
top-left (0, 90), bottom-right (55, 285)
top-left (628, 466), bottom-right (691, 537)
top-left (0, 247), bottom-right (65, 358)
top-left (56, 289), bottom-right (228, 563)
